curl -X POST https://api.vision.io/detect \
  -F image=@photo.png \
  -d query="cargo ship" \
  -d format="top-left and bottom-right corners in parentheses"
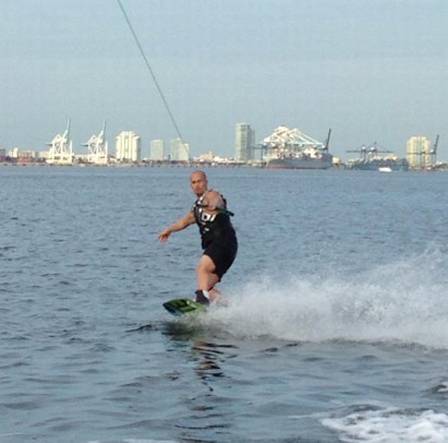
top-left (347, 157), bottom-right (409, 171)
top-left (265, 152), bottom-right (333, 169)
top-left (261, 126), bottom-right (333, 170)
top-left (346, 143), bottom-right (409, 171)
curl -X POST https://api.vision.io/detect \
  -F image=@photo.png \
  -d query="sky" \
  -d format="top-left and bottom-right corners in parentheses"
top-left (0, 0), bottom-right (447, 159)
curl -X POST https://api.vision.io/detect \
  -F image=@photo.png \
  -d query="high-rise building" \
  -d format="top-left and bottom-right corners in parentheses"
top-left (235, 123), bottom-right (255, 162)
top-left (116, 131), bottom-right (141, 162)
top-left (9, 147), bottom-right (20, 158)
top-left (406, 136), bottom-right (431, 169)
top-left (150, 139), bottom-right (165, 161)
top-left (170, 138), bottom-right (190, 161)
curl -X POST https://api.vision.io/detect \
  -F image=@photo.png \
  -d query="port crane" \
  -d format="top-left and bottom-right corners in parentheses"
top-left (346, 142), bottom-right (392, 161)
top-left (47, 119), bottom-right (73, 165)
top-left (83, 121), bottom-right (108, 164)
top-left (254, 127), bottom-right (332, 161)
top-left (323, 128), bottom-right (332, 152)
top-left (430, 134), bottom-right (440, 166)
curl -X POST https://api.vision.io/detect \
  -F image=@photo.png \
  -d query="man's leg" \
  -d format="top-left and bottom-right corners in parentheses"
top-left (196, 254), bottom-right (220, 303)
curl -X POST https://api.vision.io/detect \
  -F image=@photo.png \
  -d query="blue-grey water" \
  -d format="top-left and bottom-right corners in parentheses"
top-left (2, 166), bottom-right (448, 443)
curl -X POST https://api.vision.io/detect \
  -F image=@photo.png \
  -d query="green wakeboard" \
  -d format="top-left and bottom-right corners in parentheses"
top-left (163, 298), bottom-right (207, 316)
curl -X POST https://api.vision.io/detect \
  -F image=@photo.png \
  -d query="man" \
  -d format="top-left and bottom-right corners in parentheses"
top-left (158, 170), bottom-right (237, 305)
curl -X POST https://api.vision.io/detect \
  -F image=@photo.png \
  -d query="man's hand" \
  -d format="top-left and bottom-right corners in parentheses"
top-left (158, 228), bottom-right (171, 242)
top-left (158, 212), bottom-right (195, 243)
top-left (202, 191), bottom-right (224, 212)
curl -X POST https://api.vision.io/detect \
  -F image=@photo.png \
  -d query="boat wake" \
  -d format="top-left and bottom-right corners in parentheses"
top-left (321, 405), bottom-right (448, 442)
top-left (201, 248), bottom-right (448, 348)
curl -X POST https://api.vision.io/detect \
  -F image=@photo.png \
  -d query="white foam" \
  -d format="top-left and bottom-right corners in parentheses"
top-left (322, 407), bottom-right (448, 442)
top-left (199, 249), bottom-right (448, 348)
top-left (123, 440), bottom-right (176, 443)
top-left (88, 439), bottom-right (176, 443)
top-left (435, 381), bottom-right (448, 393)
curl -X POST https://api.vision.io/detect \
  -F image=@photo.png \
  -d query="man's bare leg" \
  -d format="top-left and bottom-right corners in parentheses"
top-left (196, 255), bottom-right (220, 303)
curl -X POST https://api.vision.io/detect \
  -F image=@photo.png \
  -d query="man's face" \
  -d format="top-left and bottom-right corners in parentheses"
top-left (190, 172), bottom-right (208, 196)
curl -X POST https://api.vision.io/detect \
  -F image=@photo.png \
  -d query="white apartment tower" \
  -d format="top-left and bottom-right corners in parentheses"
top-left (406, 136), bottom-right (431, 169)
top-left (150, 139), bottom-right (165, 161)
top-left (235, 123), bottom-right (255, 162)
top-left (170, 138), bottom-right (190, 161)
top-left (116, 131), bottom-right (141, 162)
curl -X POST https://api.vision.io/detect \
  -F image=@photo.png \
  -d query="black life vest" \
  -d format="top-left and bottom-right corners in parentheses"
top-left (192, 192), bottom-right (235, 249)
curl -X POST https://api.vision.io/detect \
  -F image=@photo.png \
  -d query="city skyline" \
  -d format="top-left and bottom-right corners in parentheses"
top-left (1, 1), bottom-right (446, 158)
top-left (0, 122), bottom-right (442, 163)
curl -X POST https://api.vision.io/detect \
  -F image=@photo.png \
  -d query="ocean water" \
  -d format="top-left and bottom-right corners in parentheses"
top-left (2, 166), bottom-right (448, 443)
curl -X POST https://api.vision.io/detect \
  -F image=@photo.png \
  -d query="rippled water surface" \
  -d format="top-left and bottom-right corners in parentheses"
top-left (2, 166), bottom-right (448, 443)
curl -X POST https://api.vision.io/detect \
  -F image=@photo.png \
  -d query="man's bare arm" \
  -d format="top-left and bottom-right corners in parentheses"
top-left (158, 211), bottom-right (195, 242)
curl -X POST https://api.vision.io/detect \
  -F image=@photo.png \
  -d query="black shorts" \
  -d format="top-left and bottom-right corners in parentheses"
top-left (204, 239), bottom-right (238, 280)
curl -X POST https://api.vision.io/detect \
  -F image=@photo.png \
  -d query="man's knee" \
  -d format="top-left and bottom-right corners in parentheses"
top-left (197, 256), bottom-right (216, 274)
top-left (197, 263), bottom-right (213, 275)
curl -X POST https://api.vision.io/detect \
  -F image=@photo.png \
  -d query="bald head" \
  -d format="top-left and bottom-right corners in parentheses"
top-left (190, 170), bottom-right (208, 197)
top-left (191, 170), bottom-right (207, 181)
